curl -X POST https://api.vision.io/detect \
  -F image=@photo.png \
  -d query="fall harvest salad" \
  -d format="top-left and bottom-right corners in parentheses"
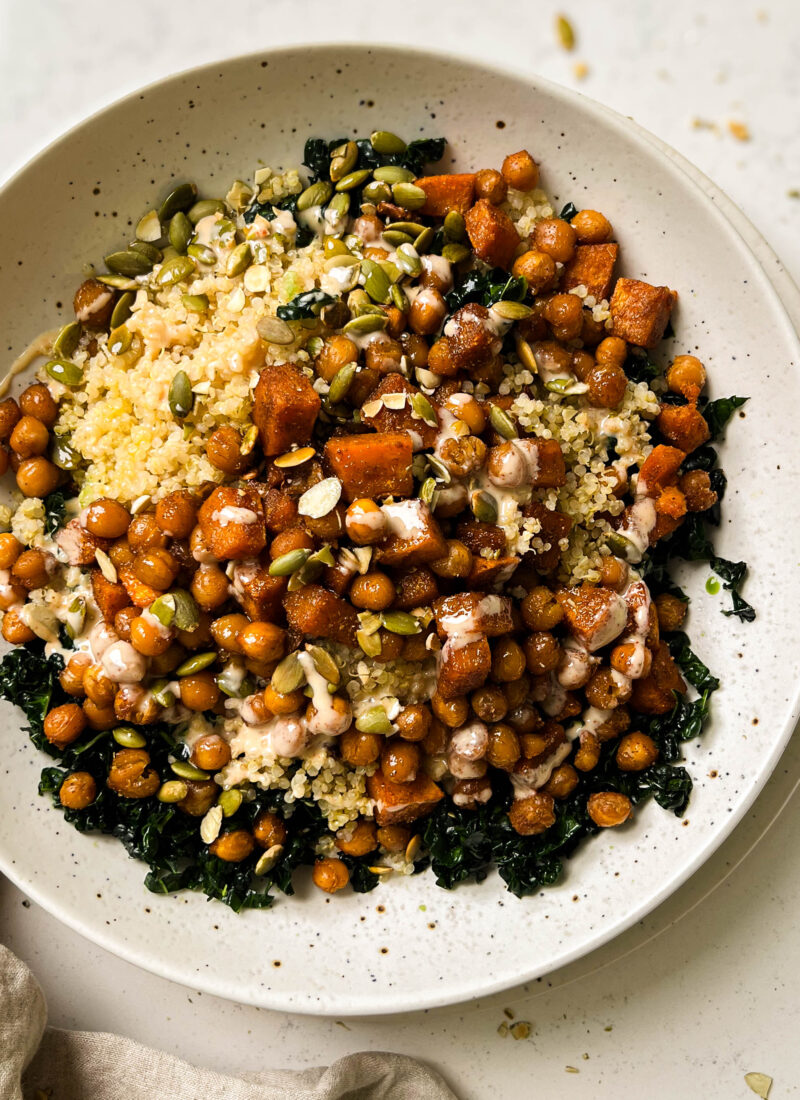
top-left (0, 131), bottom-right (752, 910)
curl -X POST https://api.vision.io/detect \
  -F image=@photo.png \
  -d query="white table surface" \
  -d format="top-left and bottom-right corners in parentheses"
top-left (2, 1), bottom-right (799, 1095)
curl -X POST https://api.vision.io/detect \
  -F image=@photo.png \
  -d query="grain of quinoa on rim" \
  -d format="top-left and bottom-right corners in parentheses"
top-left (0, 128), bottom-right (746, 910)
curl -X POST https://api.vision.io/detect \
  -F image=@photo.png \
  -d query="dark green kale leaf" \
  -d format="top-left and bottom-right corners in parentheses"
top-left (625, 347), bottom-right (662, 385)
top-left (43, 488), bottom-right (70, 537)
top-left (640, 764), bottom-right (692, 815)
top-left (276, 289), bottom-right (336, 321)
top-left (0, 645), bottom-right (65, 748)
top-left (399, 137), bottom-right (446, 175)
top-left (701, 395), bottom-right (748, 440)
top-left (559, 201), bottom-right (579, 220)
top-left (445, 269), bottom-right (528, 312)
top-left (667, 633), bottom-right (720, 693)
top-left (711, 557), bottom-right (756, 622)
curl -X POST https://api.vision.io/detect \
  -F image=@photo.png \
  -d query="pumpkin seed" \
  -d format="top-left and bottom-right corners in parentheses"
top-left (392, 182), bottom-right (427, 210)
top-left (382, 610), bottom-right (422, 635)
top-left (443, 210), bottom-right (466, 241)
top-left (182, 293), bottom-right (209, 312)
top-left (240, 424), bottom-right (259, 457)
top-left (168, 211), bottom-right (193, 254)
top-left (149, 678), bottom-right (176, 709)
top-left (370, 129), bottom-right (407, 154)
top-left (216, 663), bottom-right (253, 700)
top-left (374, 165), bottom-right (415, 184)
top-left (419, 477), bottom-right (438, 506)
top-left (306, 644), bottom-right (341, 686)
top-left (52, 321), bottom-right (81, 358)
top-left (515, 334), bottom-right (537, 372)
top-left (489, 404), bottom-right (519, 439)
top-left (380, 259), bottom-right (402, 284)
top-left (323, 237), bottom-right (351, 258)
top-left (107, 324), bottom-right (132, 356)
top-left (51, 435), bottom-right (82, 471)
top-left (253, 317), bottom-right (293, 347)
top-left (115, 331), bottom-right (143, 369)
top-left (171, 589), bottom-right (199, 631)
top-left (744, 1073), bottom-right (773, 1099)
top-left (274, 446), bottom-right (316, 469)
top-left (327, 192), bottom-right (351, 222)
top-left (288, 545), bottom-right (336, 592)
top-left (381, 229), bottom-right (414, 248)
top-left (605, 532), bottom-right (636, 560)
top-left (158, 182), bottom-right (198, 222)
top-left (255, 843), bottom-right (284, 875)
top-left (405, 834), bottom-right (422, 862)
top-left (97, 274), bottom-right (139, 290)
top-left (355, 705), bottom-right (394, 735)
top-left (491, 300), bottom-right (533, 322)
top-left (323, 253), bottom-right (360, 273)
top-left (158, 779), bottom-right (188, 803)
top-left (136, 209), bottom-right (163, 242)
top-left (269, 548), bottom-right (312, 577)
top-left (176, 651), bottom-right (217, 676)
top-left (271, 651), bottom-right (306, 695)
top-left (105, 249), bottom-right (152, 277)
top-left (187, 242), bottom-right (216, 266)
top-left (367, 864), bottom-right (393, 876)
top-left (471, 490), bottom-right (498, 524)
top-left (544, 377), bottom-right (588, 395)
top-left (395, 243), bottom-right (422, 277)
top-left (298, 476), bottom-right (342, 519)
top-left (343, 312), bottom-right (388, 336)
top-left (200, 805), bottom-right (223, 845)
top-left (410, 392), bottom-right (438, 426)
top-left (188, 198), bottom-right (226, 224)
top-left (298, 180), bottom-right (334, 211)
top-left (320, 299), bottom-right (351, 329)
top-left (356, 629), bottom-right (382, 657)
top-left (335, 168), bottom-right (372, 192)
top-left (414, 226), bottom-right (436, 254)
top-left (113, 725), bottom-right (147, 749)
top-left (361, 258), bottom-right (391, 304)
top-left (329, 140), bottom-right (358, 182)
top-left (160, 246), bottom-right (179, 263)
top-left (226, 179), bottom-right (254, 211)
top-left (390, 283), bottom-right (409, 312)
top-left (130, 239), bottom-right (162, 264)
top-left (168, 371), bottom-right (193, 419)
top-left (427, 453), bottom-right (452, 484)
top-left (45, 358), bottom-right (83, 386)
top-left (155, 255), bottom-right (196, 286)
top-left (149, 593), bottom-right (176, 627)
top-left (328, 361), bottom-right (358, 405)
top-left (363, 180), bottom-right (392, 204)
top-left (108, 291), bottom-right (134, 330)
top-left (226, 242), bottom-right (251, 277)
top-left (442, 243), bottom-right (471, 264)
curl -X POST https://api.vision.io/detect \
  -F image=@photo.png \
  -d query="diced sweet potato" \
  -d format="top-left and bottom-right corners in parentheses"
top-left (367, 769), bottom-right (444, 826)
top-left (434, 592), bottom-right (514, 639)
top-left (118, 564), bottom-right (162, 609)
top-left (284, 584), bottom-right (358, 647)
top-left (465, 199), bottom-right (521, 270)
top-left (253, 362), bottom-right (321, 456)
top-left (447, 304), bottom-right (502, 370)
top-left (656, 486), bottom-right (687, 519)
top-left (56, 519), bottom-right (110, 567)
top-left (522, 502), bottom-right (573, 574)
top-left (655, 402), bottom-right (710, 453)
top-left (556, 585), bottom-right (629, 652)
top-left (377, 500), bottom-right (448, 567)
top-left (260, 488), bottom-right (299, 534)
top-left (527, 438), bottom-right (567, 488)
top-left (467, 555), bottom-right (520, 588)
top-left (91, 569), bottom-right (130, 624)
top-left (414, 173), bottom-right (476, 217)
top-left (630, 641), bottom-right (686, 714)
top-left (392, 567), bottom-right (439, 611)
top-left (198, 486), bottom-right (266, 561)
top-left (560, 243), bottom-right (619, 300)
top-left (361, 373), bottom-right (439, 449)
top-left (237, 569), bottom-right (287, 623)
top-left (324, 432), bottom-right (413, 501)
top-left (437, 634), bottom-right (492, 699)
top-left (609, 277), bottom-right (677, 348)
top-left (455, 520), bottom-right (506, 556)
top-left (637, 444), bottom-right (686, 495)
top-left (652, 511), bottom-right (685, 544)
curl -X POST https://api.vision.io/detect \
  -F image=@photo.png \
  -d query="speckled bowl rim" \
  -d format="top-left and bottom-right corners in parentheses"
top-left (1, 42), bottom-right (799, 1015)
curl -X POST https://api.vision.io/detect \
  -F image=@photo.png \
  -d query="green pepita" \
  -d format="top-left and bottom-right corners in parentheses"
top-left (218, 788), bottom-right (243, 817)
top-left (515, 335), bottom-right (537, 372)
top-left (52, 321), bottom-right (81, 358)
top-left (226, 241), bottom-right (252, 277)
top-left (306, 644), bottom-right (341, 686)
top-left (105, 249), bottom-right (152, 277)
top-left (149, 593), bottom-right (176, 627)
top-left (182, 293), bottom-right (209, 312)
top-left (51, 434), bottom-right (82, 471)
top-left (109, 291), bottom-right (135, 330)
top-left (107, 324), bottom-right (132, 356)
top-left (114, 332), bottom-right (143, 369)
top-left (605, 532), bottom-right (636, 560)
top-left (395, 243), bottom-right (422, 277)
top-left (172, 589), bottom-right (199, 631)
top-left (217, 665), bottom-right (254, 700)
top-left (160, 246), bottom-right (179, 263)
top-left (158, 182), bottom-right (198, 222)
top-left (489, 404), bottom-right (519, 439)
top-left (544, 377), bottom-right (588, 396)
top-left (363, 180), bottom-right (392, 204)
top-left (329, 141), bottom-right (358, 182)
top-left (136, 209), bottom-right (163, 243)
top-left (370, 130), bottom-right (407, 155)
top-left (168, 211), bottom-right (193, 254)
top-left (170, 760), bottom-right (210, 781)
top-left (328, 361), bottom-right (358, 405)
top-left (471, 490), bottom-right (499, 524)
top-left (427, 453), bottom-right (452, 484)
top-left (357, 629), bottom-right (382, 657)
top-left (327, 192), bottom-right (351, 222)
top-left (45, 358), bottom-right (83, 386)
top-left (381, 229), bottom-right (414, 248)
top-left (413, 226), bottom-right (436, 254)
top-left (271, 652), bottom-right (306, 695)
top-left (269, 548), bottom-right (312, 577)
top-left (323, 237), bottom-right (351, 258)
top-left (298, 180), bottom-right (334, 211)
top-left (374, 165), bottom-right (415, 185)
top-left (419, 477), bottom-right (438, 506)
top-left (342, 313), bottom-right (388, 336)
top-left (187, 242), bottom-right (217, 266)
top-left (240, 424), bottom-right (259, 457)
top-left (382, 611), bottom-right (422, 636)
top-left (390, 283), bottom-right (409, 312)
top-left (442, 243), bottom-right (471, 264)
top-left (361, 259), bottom-right (391, 304)
top-left (355, 705), bottom-right (394, 735)
top-left (392, 182), bottom-right (427, 210)
top-left (335, 168), bottom-right (372, 192)
top-left (150, 680), bottom-right (176, 708)
top-left (491, 299), bottom-right (533, 322)
top-left (129, 239), bottom-right (163, 264)
top-left (255, 843), bottom-right (284, 875)
top-left (96, 274), bottom-right (139, 290)
top-left (158, 780), bottom-right (188, 803)
top-left (443, 211), bottom-right (467, 241)
top-left (323, 253), bottom-right (360, 274)
top-left (168, 371), bottom-right (193, 419)
top-left (176, 651), bottom-right (216, 677)
top-left (155, 255), bottom-right (196, 286)
top-left (113, 725), bottom-right (147, 749)
top-left (410, 392), bottom-right (438, 426)
top-left (188, 198), bottom-right (226, 224)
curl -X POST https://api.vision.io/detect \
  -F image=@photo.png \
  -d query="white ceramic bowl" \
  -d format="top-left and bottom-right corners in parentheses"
top-left (1, 45), bottom-right (799, 1015)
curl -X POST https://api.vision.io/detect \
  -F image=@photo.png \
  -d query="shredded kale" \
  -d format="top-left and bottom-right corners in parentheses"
top-left (624, 347), bottom-right (662, 384)
top-left (276, 289), bottom-right (336, 321)
top-left (0, 644), bottom-right (65, 748)
top-left (711, 557), bottom-right (756, 622)
top-left (43, 487), bottom-right (70, 537)
top-left (445, 268), bottom-right (528, 312)
top-left (701, 395), bottom-right (748, 440)
top-left (559, 201), bottom-right (579, 220)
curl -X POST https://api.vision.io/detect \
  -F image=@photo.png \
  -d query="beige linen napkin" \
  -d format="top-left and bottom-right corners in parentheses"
top-left (0, 944), bottom-right (459, 1100)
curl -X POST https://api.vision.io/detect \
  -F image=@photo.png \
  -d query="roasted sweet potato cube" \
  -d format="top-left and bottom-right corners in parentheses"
top-left (561, 243), bottom-right (619, 300)
top-left (284, 584), bottom-right (358, 647)
top-left (378, 500), bottom-right (448, 567)
top-left (610, 277), bottom-right (677, 348)
top-left (324, 432), bottom-right (413, 501)
top-left (637, 444), bottom-right (686, 494)
top-left (238, 568), bottom-right (287, 623)
top-left (414, 173), bottom-right (476, 217)
top-left (455, 520), bottom-right (506, 556)
top-left (392, 567), bottom-right (439, 611)
top-left (434, 592), bottom-right (514, 639)
top-left (253, 362), bottom-right (321, 456)
top-left (467, 555), bottom-right (520, 588)
top-left (529, 438), bottom-right (567, 488)
top-left (556, 585), bottom-right (629, 652)
top-left (91, 569), bottom-right (130, 624)
top-left (361, 373), bottom-right (439, 449)
top-left (198, 486), bottom-right (266, 561)
top-left (261, 488), bottom-right (299, 534)
top-left (437, 634), bottom-right (492, 699)
top-left (448, 303), bottom-right (502, 370)
top-left (630, 641), bottom-right (686, 714)
top-left (55, 519), bottom-right (110, 567)
top-left (465, 199), bottom-right (520, 270)
top-left (522, 502), bottom-right (573, 574)
top-left (118, 564), bottom-right (162, 609)
top-left (655, 402), bottom-right (710, 453)
top-left (367, 769), bottom-right (444, 826)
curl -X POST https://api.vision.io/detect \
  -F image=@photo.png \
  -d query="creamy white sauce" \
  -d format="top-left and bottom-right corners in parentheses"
top-left (89, 621), bottom-right (119, 661)
top-left (101, 640), bottom-right (146, 683)
top-left (452, 780), bottom-right (492, 807)
top-left (617, 497), bottom-right (657, 562)
top-left (557, 638), bottom-right (597, 689)
top-left (298, 651), bottom-right (350, 736)
top-left (421, 253), bottom-right (453, 291)
top-left (511, 740), bottom-right (571, 798)
top-left (381, 499), bottom-right (427, 539)
top-left (212, 506), bottom-right (259, 527)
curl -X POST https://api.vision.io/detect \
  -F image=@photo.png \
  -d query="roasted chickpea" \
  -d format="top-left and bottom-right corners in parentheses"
top-left (41, 703), bottom-right (86, 749)
top-left (501, 149), bottom-right (539, 190)
top-left (1, 607), bottom-right (32, 644)
top-left (269, 527), bottom-right (314, 560)
top-left (16, 456), bottom-right (60, 498)
top-left (303, 503), bottom-right (345, 542)
top-left (543, 764), bottom-right (579, 800)
top-left (486, 723), bottom-right (521, 771)
top-left (524, 632), bottom-right (561, 675)
top-left (666, 354), bottom-right (706, 401)
top-left (383, 305), bottom-right (406, 339)
top-left (571, 350), bottom-right (596, 382)
top-left (600, 555), bottom-right (629, 590)
top-left (574, 730), bottom-right (602, 772)
top-left (587, 363), bottom-right (627, 409)
top-left (73, 278), bottom-right (114, 327)
top-left (345, 498), bottom-right (386, 545)
top-left (587, 791), bottom-right (632, 828)
top-left (443, 393), bottom-right (486, 435)
top-left (585, 666), bottom-right (631, 709)
top-left (315, 334), bottom-right (358, 382)
top-left (654, 592), bottom-right (687, 633)
top-left (262, 683), bottom-right (305, 715)
top-left (206, 425), bottom-right (249, 475)
top-left (253, 810), bottom-right (288, 849)
top-left (0, 446), bottom-right (9, 477)
top-left (512, 249), bottom-right (557, 294)
top-left (350, 572), bottom-right (396, 612)
top-left (595, 336), bottom-right (627, 370)
top-left (179, 671), bottom-right (220, 712)
top-left (402, 633), bottom-right (430, 662)
top-left (507, 704), bottom-right (542, 736)
top-left (129, 614), bottom-right (173, 657)
top-left (177, 779), bottom-right (218, 817)
top-left (128, 514), bottom-right (168, 551)
top-left (336, 819), bottom-right (378, 857)
top-left (431, 692), bottom-right (469, 729)
top-left (9, 415), bottom-right (49, 458)
top-left (19, 383), bottom-right (58, 427)
top-left (471, 685), bottom-right (508, 723)
top-left (109, 540), bottom-right (135, 569)
top-left (113, 605), bottom-right (139, 642)
top-left (381, 738), bottom-right (420, 783)
top-left (114, 684), bottom-right (162, 726)
top-left (191, 564), bottom-right (230, 611)
top-left (147, 643), bottom-right (185, 678)
top-left (82, 699), bottom-right (117, 730)
top-left (521, 586), bottom-right (564, 631)
top-left (409, 287), bottom-right (446, 336)
top-left (210, 830), bottom-right (255, 862)
top-left (503, 673), bottom-right (531, 710)
top-left (0, 398), bottom-right (21, 441)
top-left (475, 168), bottom-right (508, 203)
top-left (430, 539), bottom-right (473, 579)
top-left (154, 490), bottom-right (199, 538)
top-left (509, 792), bottom-right (555, 835)
top-left (363, 334), bottom-right (403, 374)
top-left (59, 771), bottom-right (97, 810)
top-left (133, 547), bottom-right (179, 591)
top-left (85, 498), bottom-right (131, 539)
top-left (373, 628), bottom-right (404, 664)
top-left (570, 209), bottom-right (613, 243)
top-left (395, 703), bottom-right (431, 743)
top-left (190, 734), bottom-right (230, 772)
top-left (543, 293), bottom-right (583, 341)
top-left (340, 727), bottom-right (381, 767)
top-left (679, 469), bottom-right (718, 512)
top-left (377, 825), bottom-right (412, 853)
top-left (610, 641), bottom-right (652, 680)
top-left (400, 331), bottom-right (429, 369)
top-left (0, 533), bottom-right (22, 570)
top-left (616, 731), bottom-right (659, 772)
top-left (237, 621), bottom-right (285, 663)
top-left (106, 748), bottom-right (160, 798)
top-left (11, 548), bottom-right (53, 590)
top-left (533, 217), bottom-right (576, 263)
top-left (491, 637), bottom-right (526, 683)
top-left (312, 857), bottom-right (350, 894)
top-left (59, 652), bottom-right (92, 696)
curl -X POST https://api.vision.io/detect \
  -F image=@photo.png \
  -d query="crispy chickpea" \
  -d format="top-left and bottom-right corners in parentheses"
top-left (654, 592), bottom-right (687, 633)
top-left (409, 287), bottom-right (446, 336)
top-left (113, 605), bottom-right (139, 642)
top-left (109, 540), bottom-right (135, 569)
top-left (350, 572), bottom-right (395, 611)
top-left (610, 641), bottom-right (652, 680)
top-left (206, 425), bottom-right (250, 475)
top-left (129, 614), bottom-right (173, 657)
top-left (83, 662), bottom-right (116, 705)
top-left (509, 792), bottom-right (556, 836)
top-left (191, 564), bottom-right (230, 611)
top-left (503, 673), bottom-right (531, 710)
top-left (486, 723), bottom-right (521, 771)
top-left (421, 717), bottom-right (448, 756)
top-left (570, 209), bottom-right (613, 243)
top-left (175, 612), bottom-right (213, 653)
top-left (443, 393), bottom-right (486, 435)
top-left (59, 652), bottom-right (92, 696)
top-left (42, 703), bottom-right (86, 749)
top-left (106, 748), bottom-right (159, 799)
top-left (155, 490), bottom-right (199, 538)
top-left (377, 825), bottom-right (412, 853)
top-left (128, 514), bottom-right (168, 551)
top-left (400, 332), bottom-right (429, 369)
top-left (209, 829), bottom-right (255, 862)
top-left (524, 632), bottom-right (561, 675)
top-left (491, 637), bottom-right (526, 683)
top-left (189, 735), bottom-right (232, 773)
top-left (269, 527), bottom-right (314, 560)
top-left (315, 334), bottom-right (359, 382)
top-left (12, 548), bottom-right (54, 590)
top-left (574, 730), bottom-right (602, 772)
top-left (508, 704), bottom-right (543, 736)
top-left (253, 810), bottom-right (288, 849)
top-left (543, 294), bottom-right (583, 341)
top-left (666, 354), bottom-right (706, 401)
top-left (595, 336), bottom-right (627, 370)
top-left (373, 628), bottom-right (404, 664)
top-left (587, 363), bottom-right (627, 409)
top-left (85, 498), bottom-right (131, 539)
top-left (571, 350), bottom-right (596, 382)
top-left (73, 278), bottom-right (114, 328)
top-left (381, 738), bottom-right (420, 783)
top-left (17, 456), bottom-right (60, 498)
top-left (133, 547), bottom-right (179, 591)
top-left (9, 415), bottom-right (50, 458)
top-left (304, 503), bottom-right (346, 542)
top-left (82, 699), bottom-right (118, 730)
top-left (533, 217), bottom-right (576, 263)
top-left (384, 305), bottom-right (406, 339)
top-left (587, 791), bottom-right (632, 828)
top-left (262, 682), bottom-right (305, 715)
top-left (511, 249), bottom-right (556, 294)
top-left (521, 586), bottom-right (563, 631)
top-left (543, 763), bottom-right (579, 800)
top-left (1, 608), bottom-right (34, 644)
top-left (471, 685), bottom-right (508, 723)
top-left (680, 469), bottom-right (717, 512)
top-left (237, 621), bottom-right (285, 663)
top-left (395, 703), bottom-right (431, 742)
top-left (180, 671), bottom-right (220, 712)
top-left (59, 771), bottom-right (97, 810)
top-left (340, 727), bottom-right (381, 767)
top-left (430, 539), bottom-right (473, 579)
top-left (177, 779), bottom-right (218, 817)
top-left (0, 446), bottom-right (9, 477)
top-left (19, 383), bottom-right (58, 427)
top-left (0, 533), bottom-right (22, 571)
top-left (501, 149), bottom-right (539, 190)
top-left (0, 398), bottom-right (21, 441)
top-left (113, 684), bottom-right (161, 726)
top-left (312, 857), bottom-right (350, 894)
top-left (431, 692), bottom-right (469, 729)
top-left (600, 555), bottom-right (629, 590)
top-left (345, 498), bottom-right (387, 546)
top-left (364, 334), bottom-right (403, 374)
top-left (616, 731), bottom-right (659, 772)
top-left (475, 168), bottom-right (508, 203)
top-left (336, 819), bottom-right (378, 857)
top-left (585, 666), bottom-right (631, 709)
